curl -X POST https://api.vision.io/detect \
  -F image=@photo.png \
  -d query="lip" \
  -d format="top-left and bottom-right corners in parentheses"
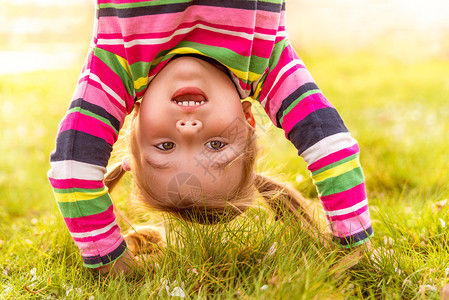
top-left (171, 87), bottom-right (208, 112)
top-left (172, 87), bottom-right (207, 100)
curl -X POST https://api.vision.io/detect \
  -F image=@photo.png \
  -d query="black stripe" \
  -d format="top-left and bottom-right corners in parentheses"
top-left (98, 0), bottom-right (284, 18)
top-left (275, 82), bottom-right (319, 126)
top-left (69, 98), bottom-right (120, 132)
top-left (287, 107), bottom-right (348, 154)
top-left (333, 226), bottom-right (374, 247)
top-left (83, 240), bottom-right (128, 266)
top-left (50, 130), bottom-right (112, 167)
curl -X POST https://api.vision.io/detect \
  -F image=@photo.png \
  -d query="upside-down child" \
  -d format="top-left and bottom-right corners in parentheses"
top-left (48, 0), bottom-right (373, 274)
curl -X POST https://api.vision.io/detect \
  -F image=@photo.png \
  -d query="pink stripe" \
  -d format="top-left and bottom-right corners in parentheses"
top-left (64, 205), bottom-right (115, 233)
top-left (320, 183), bottom-right (367, 212)
top-left (98, 20), bottom-right (278, 41)
top-left (121, 29), bottom-right (273, 66)
top-left (261, 44), bottom-right (299, 97)
top-left (98, 0), bottom-right (148, 3)
top-left (122, 20), bottom-right (258, 40)
top-left (262, 65), bottom-right (303, 115)
top-left (75, 81), bottom-right (127, 122)
top-left (73, 225), bottom-right (119, 243)
top-left (97, 43), bottom-right (127, 59)
top-left (263, 67), bottom-right (315, 121)
top-left (90, 55), bottom-right (135, 113)
top-left (97, 7), bottom-right (281, 36)
top-left (281, 93), bottom-right (332, 135)
top-left (58, 112), bottom-right (117, 145)
top-left (308, 144), bottom-right (360, 172)
top-left (78, 233), bottom-right (124, 257)
top-left (328, 210), bottom-right (371, 237)
top-left (328, 206), bottom-right (369, 222)
top-left (49, 178), bottom-right (104, 190)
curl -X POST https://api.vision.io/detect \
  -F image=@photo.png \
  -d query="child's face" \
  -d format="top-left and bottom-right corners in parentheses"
top-left (133, 56), bottom-right (254, 205)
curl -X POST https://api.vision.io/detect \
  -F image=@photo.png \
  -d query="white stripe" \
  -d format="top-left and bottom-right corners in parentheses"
top-left (78, 68), bottom-right (91, 80)
top-left (325, 199), bottom-right (368, 217)
top-left (48, 160), bottom-right (106, 181)
top-left (260, 58), bottom-right (304, 107)
top-left (88, 73), bottom-right (126, 108)
top-left (97, 23), bottom-right (276, 48)
top-left (70, 220), bottom-right (117, 239)
top-left (301, 132), bottom-right (358, 165)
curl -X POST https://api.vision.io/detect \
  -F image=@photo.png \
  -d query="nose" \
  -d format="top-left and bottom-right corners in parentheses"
top-left (176, 119), bottom-right (203, 135)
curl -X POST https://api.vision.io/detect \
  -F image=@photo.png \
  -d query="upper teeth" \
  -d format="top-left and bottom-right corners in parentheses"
top-left (175, 101), bottom-right (205, 106)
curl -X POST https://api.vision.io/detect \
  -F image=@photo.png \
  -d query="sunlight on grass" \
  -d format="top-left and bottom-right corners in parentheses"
top-left (1, 50), bottom-right (449, 298)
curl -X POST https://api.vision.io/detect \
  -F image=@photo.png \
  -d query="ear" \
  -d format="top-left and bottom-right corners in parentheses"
top-left (122, 156), bottom-right (132, 172)
top-left (241, 101), bottom-right (256, 128)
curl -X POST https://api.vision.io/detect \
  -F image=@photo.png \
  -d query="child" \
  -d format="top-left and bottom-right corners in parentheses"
top-left (48, 0), bottom-right (373, 273)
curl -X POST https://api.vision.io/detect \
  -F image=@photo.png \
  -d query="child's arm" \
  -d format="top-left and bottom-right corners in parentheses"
top-left (254, 38), bottom-right (373, 249)
top-left (48, 42), bottom-right (135, 268)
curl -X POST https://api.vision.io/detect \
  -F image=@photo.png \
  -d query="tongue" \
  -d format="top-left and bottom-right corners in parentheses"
top-left (173, 94), bottom-right (206, 103)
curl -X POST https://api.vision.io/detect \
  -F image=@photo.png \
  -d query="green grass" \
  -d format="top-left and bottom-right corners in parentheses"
top-left (1, 51), bottom-right (449, 299)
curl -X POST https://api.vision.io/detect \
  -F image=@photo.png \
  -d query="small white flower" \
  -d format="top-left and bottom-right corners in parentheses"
top-left (31, 218), bottom-right (38, 225)
top-left (394, 267), bottom-right (402, 275)
top-left (383, 236), bottom-right (394, 246)
top-left (169, 287), bottom-right (185, 298)
top-left (439, 218), bottom-right (446, 228)
top-left (187, 268), bottom-right (198, 275)
top-left (403, 279), bottom-right (412, 286)
top-left (260, 285), bottom-right (269, 291)
top-left (267, 242), bottom-right (277, 256)
top-left (30, 268), bottom-right (38, 282)
top-left (445, 268), bottom-right (449, 277)
top-left (88, 296), bottom-right (95, 300)
top-left (418, 284), bottom-right (437, 293)
top-left (295, 174), bottom-right (304, 183)
top-left (2, 285), bottom-right (12, 294)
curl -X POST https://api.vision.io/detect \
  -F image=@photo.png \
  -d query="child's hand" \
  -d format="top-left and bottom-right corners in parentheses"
top-left (330, 240), bottom-right (372, 279)
top-left (97, 249), bottom-right (142, 276)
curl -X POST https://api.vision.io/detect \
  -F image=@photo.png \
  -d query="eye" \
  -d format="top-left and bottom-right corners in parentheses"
top-left (205, 140), bottom-right (226, 150)
top-left (155, 142), bottom-right (175, 151)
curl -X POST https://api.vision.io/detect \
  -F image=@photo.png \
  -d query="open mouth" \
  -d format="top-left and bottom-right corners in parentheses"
top-left (172, 87), bottom-right (207, 107)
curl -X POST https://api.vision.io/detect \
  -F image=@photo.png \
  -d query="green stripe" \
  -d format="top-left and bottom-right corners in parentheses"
top-left (311, 153), bottom-right (359, 177)
top-left (150, 41), bottom-right (268, 79)
top-left (84, 262), bottom-right (101, 268)
top-left (279, 89), bottom-right (321, 125)
top-left (94, 48), bottom-right (134, 97)
top-left (54, 187), bottom-right (105, 194)
top-left (67, 107), bottom-right (118, 135)
top-left (339, 233), bottom-right (374, 249)
top-left (57, 194), bottom-right (112, 218)
top-left (314, 168), bottom-right (365, 197)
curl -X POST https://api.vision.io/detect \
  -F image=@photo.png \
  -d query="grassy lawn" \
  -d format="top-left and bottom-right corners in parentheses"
top-left (1, 50), bottom-right (449, 299)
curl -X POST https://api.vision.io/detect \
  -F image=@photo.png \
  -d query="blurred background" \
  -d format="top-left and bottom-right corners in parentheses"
top-left (1, 0), bottom-right (448, 74)
top-left (0, 0), bottom-right (448, 218)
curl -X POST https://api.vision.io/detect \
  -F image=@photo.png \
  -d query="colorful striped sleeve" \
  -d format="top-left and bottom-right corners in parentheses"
top-left (255, 38), bottom-right (373, 248)
top-left (48, 42), bottom-right (135, 267)
top-left (48, 0), bottom-right (287, 268)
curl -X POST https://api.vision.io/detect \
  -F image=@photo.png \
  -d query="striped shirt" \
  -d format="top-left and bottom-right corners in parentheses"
top-left (48, 0), bottom-right (373, 268)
